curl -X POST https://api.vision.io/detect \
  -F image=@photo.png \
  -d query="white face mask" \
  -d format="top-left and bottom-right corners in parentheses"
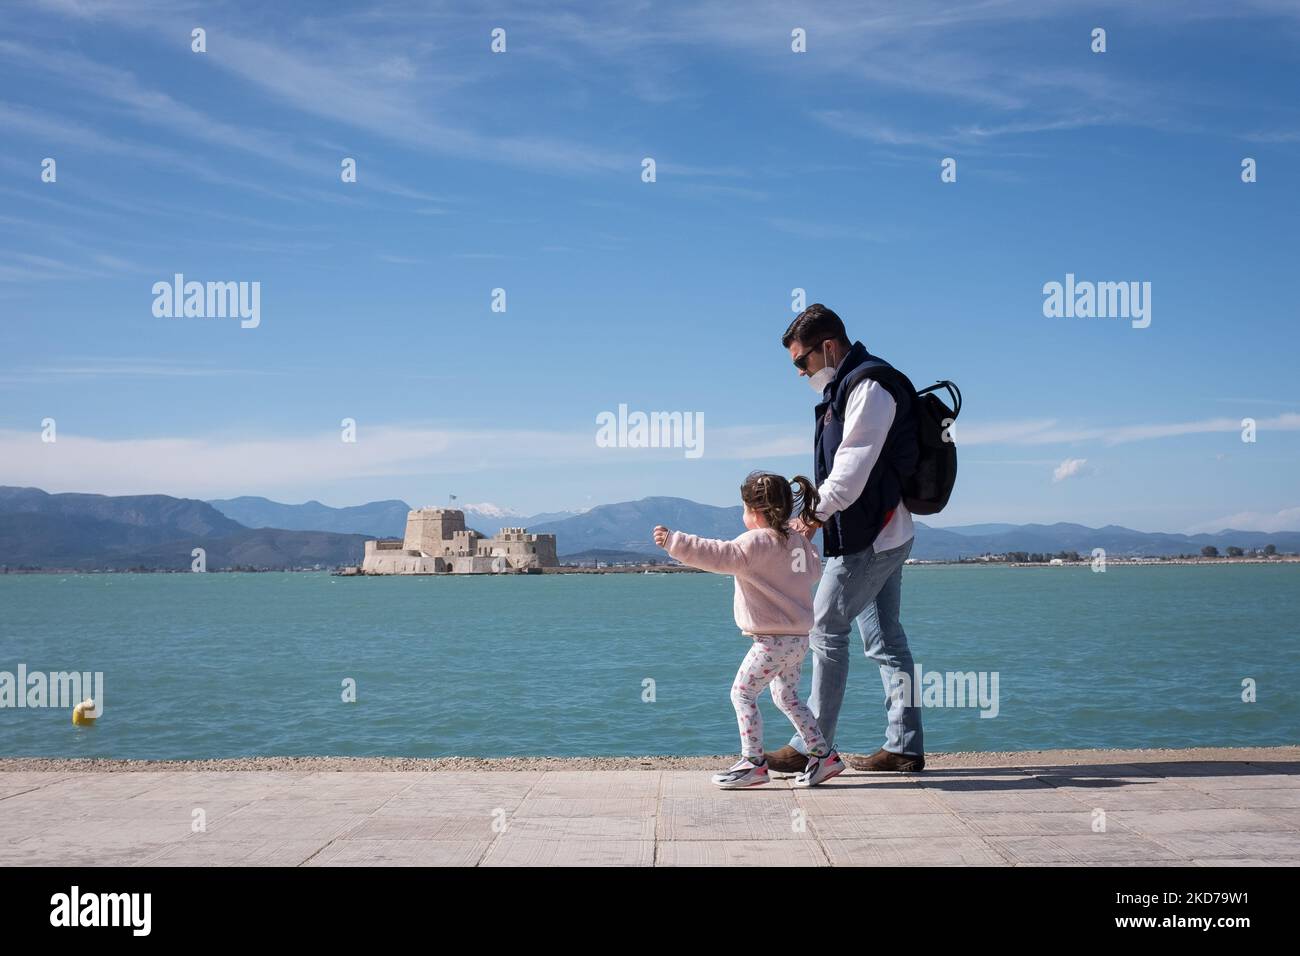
top-left (808, 344), bottom-right (837, 394)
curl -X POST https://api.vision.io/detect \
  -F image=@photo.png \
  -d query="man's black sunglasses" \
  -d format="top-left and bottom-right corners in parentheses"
top-left (792, 340), bottom-right (829, 372)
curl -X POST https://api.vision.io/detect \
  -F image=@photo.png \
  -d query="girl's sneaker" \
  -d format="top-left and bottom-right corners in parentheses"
top-left (793, 751), bottom-right (845, 788)
top-left (712, 756), bottom-right (770, 789)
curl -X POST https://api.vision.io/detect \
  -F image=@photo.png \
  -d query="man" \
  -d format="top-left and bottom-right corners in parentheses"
top-left (766, 304), bottom-right (925, 774)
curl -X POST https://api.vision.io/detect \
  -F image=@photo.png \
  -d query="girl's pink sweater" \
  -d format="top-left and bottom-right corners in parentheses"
top-left (663, 527), bottom-right (821, 636)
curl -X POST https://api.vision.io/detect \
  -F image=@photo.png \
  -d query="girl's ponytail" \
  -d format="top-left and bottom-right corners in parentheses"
top-left (791, 475), bottom-right (820, 531)
top-left (740, 472), bottom-right (820, 540)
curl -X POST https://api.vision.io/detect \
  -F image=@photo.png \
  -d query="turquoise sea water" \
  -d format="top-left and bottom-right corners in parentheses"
top-left (1, 566), bottom-right (1297, 759)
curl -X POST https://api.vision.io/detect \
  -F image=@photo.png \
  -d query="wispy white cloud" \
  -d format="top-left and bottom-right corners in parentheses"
top-left (810, 110), bottom-right (955, 152)
top-left (0, 358), bottom-right (271, 386)
top-left (958, 413), bottom-right (1300, 446)
top-left (10, 12), bottom-right (630, 177)
top-left (0, 44), bottom-right (449, 205)
top-left (1052, 457), bottom-right (1088, 483)
top-left (1242, 129), bottom-right (1300, 143)
top-left (0, 250), bottom-right (126, 282)
top-left (747, 411), bottom-right (1300, 461)
top-left (0, 98), bottom-right (306, 202)
top-left (13, 0), bottom-right (1294, 201)
top-left (9, 405), bottom-right (1294, 498)
top-left (811, 109), bottom-right (1128, 154)
top-left (0, 420), bottom-right (819, 497)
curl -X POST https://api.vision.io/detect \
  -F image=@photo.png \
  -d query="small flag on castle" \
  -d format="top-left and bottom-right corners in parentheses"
top-left (449, 494), bottom-right (457, 503)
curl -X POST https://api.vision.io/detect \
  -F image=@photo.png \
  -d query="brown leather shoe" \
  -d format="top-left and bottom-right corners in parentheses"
top-left (847, 748), bottom-right (925, 772)
top-left (763, 745), bottom-right (809, 774)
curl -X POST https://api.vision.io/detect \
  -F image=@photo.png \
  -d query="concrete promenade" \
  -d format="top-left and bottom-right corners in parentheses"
top-left (2, 747), bottom-right (1298, 866)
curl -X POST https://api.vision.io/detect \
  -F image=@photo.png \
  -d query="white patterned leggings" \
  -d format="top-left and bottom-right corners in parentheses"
top-left (731, 634), bottom-right (829, 760)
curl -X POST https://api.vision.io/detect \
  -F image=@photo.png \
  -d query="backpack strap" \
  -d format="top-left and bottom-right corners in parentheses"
top-left (844, 364), bottom-right (922, 490)
top-left (916, 380), bottom-right (962, 419)
top-left (833, 362), bottom-right (910, 423)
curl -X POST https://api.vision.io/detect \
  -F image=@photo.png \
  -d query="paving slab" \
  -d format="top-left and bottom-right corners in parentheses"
top-left (925, 786), bottom-right (1093, 814)
top-left (512, 795), bottom-right (658, 818)
top-left (1257, 808), bottom-right (1300, 828)
top-left (1213, 789), bottom-right (1300, 809)
top-left (480, 838), bottom-right (655, 867)
top-left (1145, 829), bottom-right (1300, 860)
top-left (141, 839), bottom-right (326, 867)
top-left (503, 814), bottom-right (657, 841)
top-left (657, 795), bottom-right (811, 841)
top-left (657, 840), bottom-right (829, 866)
top-left (1054, 788), bottom-right (1230, 811)
top-left (822, 835), bottom-right (1008, 866)
top-left (794, 787), bottom-right (948, 815)
top-left (2, 746), bottom-right (1297, 866)
top-left (984, 833), bottom-right (1187, 865)
top-left (304, 839), bottom-right (492, 867)
top-left (810, 811), bottom-right (973, 839)
top-left (345, 814), bottom-right (502, 841)
top-left (1107, 808), bottom-right (1287, 834)
top-left (960, 811), bottom-right (1134, 837)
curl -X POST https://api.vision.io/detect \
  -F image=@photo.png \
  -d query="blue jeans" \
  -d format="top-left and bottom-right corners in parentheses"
top-left (789, 538), bottom-right (923, 756)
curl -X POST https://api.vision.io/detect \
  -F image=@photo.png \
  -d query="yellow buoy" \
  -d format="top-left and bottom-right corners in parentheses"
top-left (72, 699), bottom-right (98, 726)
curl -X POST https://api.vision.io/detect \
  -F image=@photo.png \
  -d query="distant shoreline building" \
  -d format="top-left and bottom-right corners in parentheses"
top-left (360, 507), bottom-right (558, 574)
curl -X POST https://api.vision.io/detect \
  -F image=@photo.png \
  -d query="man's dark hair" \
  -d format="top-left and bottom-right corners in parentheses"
top-left (781, 303), bottom-right (850, 349)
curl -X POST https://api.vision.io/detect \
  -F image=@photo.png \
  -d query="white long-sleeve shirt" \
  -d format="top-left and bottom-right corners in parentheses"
top-left (814, 378), bottom-right (914, 552)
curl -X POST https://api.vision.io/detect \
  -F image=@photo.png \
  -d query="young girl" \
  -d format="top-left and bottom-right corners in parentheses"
top-left (653, 471), bottom-right (844, 789)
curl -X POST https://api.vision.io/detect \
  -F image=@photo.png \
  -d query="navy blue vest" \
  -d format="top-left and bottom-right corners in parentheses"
top-left (814, 342), bottom-right (919, 558)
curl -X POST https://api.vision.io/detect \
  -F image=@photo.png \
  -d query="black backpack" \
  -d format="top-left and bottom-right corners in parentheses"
top-left (903, 380), bottom-right (961, 515)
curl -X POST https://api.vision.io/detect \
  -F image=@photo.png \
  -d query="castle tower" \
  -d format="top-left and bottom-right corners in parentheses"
top-left (402, 508), bottom-right (467, 555)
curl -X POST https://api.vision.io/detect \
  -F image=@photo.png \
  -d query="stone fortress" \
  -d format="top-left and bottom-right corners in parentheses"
top-left (360, 507), bottom-right (558, 574)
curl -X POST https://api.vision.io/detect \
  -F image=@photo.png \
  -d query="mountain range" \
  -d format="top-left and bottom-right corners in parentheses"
top-left (2, 486), bottom-right (1297, 570)
top-left (0, 487), bottom-right (367, 570)
top-left (208, 496), bottom-right (579, 538)
top-left (525, 499), bottom-right (1300, 560)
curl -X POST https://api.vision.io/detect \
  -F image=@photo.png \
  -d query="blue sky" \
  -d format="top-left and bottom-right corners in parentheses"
top-left (2, 0), bottom-right (1299, 532)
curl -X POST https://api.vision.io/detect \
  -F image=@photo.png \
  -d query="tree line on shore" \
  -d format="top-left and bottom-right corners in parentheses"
top-left (967, 543), bottom-right (1285, 563)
